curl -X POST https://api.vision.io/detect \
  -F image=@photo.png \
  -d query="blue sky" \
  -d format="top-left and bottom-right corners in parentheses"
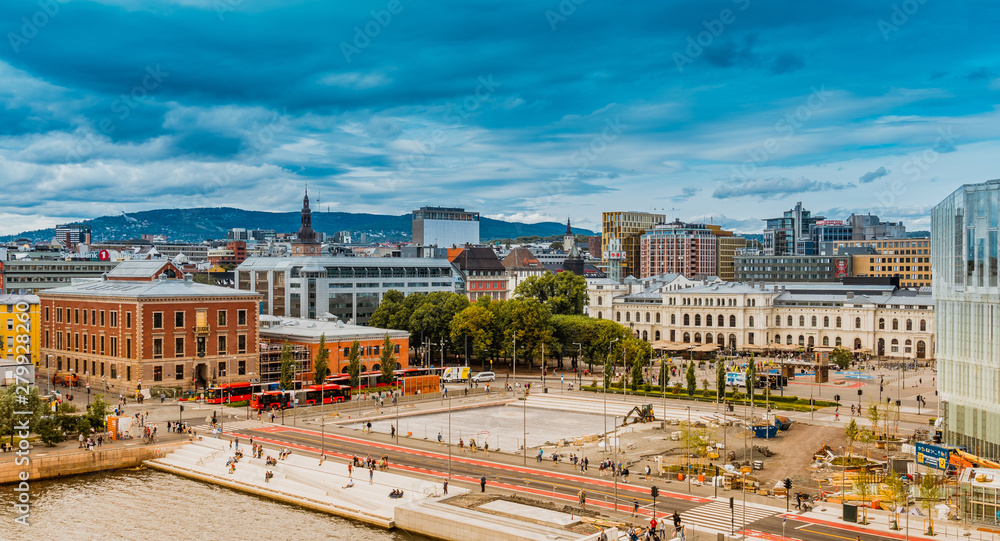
top-left (1, 0), bottom-right (998, 235)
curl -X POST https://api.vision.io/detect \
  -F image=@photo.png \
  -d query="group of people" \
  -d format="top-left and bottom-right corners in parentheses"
top-left (388, 488), bottom-right (404, 498)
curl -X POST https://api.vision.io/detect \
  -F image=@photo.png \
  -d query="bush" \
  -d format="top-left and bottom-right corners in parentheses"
top-left (37, 417), bottom-right (65, 447)
top-left (701, 390), bottom-right (716, 398)
top-left (225, 400), bottom-right (249, 408)
top-left (58, 402), bottom-right (77, 414)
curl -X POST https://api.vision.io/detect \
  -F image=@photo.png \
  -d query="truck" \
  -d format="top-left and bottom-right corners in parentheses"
top-left (442, 367), bottom-right (471, 383)
top-left (725, 372), bottom-right (747, 387)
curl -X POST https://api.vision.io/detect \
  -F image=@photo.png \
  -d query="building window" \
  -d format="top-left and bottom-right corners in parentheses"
top-left (748, 316), bottom-right (754, 328)
top-left (787, 315), bottom-right (793, 326)
top-left (238, 335), bottom-right (247, 354)
top-left (218, 310), bottom-right (227, 326)
top-left (44, 306), bottom-right (49, 322)
top-left (811, 316), bottom-right (817, 327)
top-left (218, 336), bottom-right (227, 354)
top-left (219, 362), bottom-right (227, 377)
top-left (238, 360), bottom-right (246, 375)
top-left (238, 310), bottom-right (247, 326)
top-left (878, 318), bottom-right (885, 330)
top-left (835, 337), bottom-right (842, 347)
top-left (175, 311), bottom-right (184, 328)
top-left (154, 366), bottom-right (163, 382)
top-left (892, 319), bottom-right (898, 331)
top-left (906, 319), bottom-right (912, 331)
top-left (891, 338), bottom-right (899, 353)
top-left (799, 316), bottom-right (805, 326)
top-left (100, 311), bottom-right (105, 326)
top-left (616, 312), bottom-right (621, 322)
top-left (344, 347), bottom-right (350, 356)
top-left (655, 313), bottom-right (660, 323)
top-left (153, 338), bottom-right (163, 358)
top-left (74, 309), bottom-right (79, 324)
top-left (110, 311), bottom-right (117, 327)
top-left (597, 297), bottom-right (602, 306)
top-left (822, 336), bottom-right (829, 347)
top-left (836, 317), bottom-right (842, 328)
top-left (748, 332), bottom-right (754, 345)
top-left (729, 315), bottom-right (736, 327)
top-left (823, 316), bottom-right (830, 328)
top-left (175, 337), bottom-right (184, 357)
top-left (694, 314), bottom-right (701, 326)
top-left (683, 314), bottom-right (690, 326)
top-left (126, 338), bottom-right (132, 358)
top-left (920, 319), bottom-right (926, 331)
top-left (670, 314), bottom-right (676, 325)
top-left (626, 312), bottom-right (631, 322)
top-left (683, 332), bottom-right (690, 343)
top-left (670, 330), bottom-right (676, 341)
top-left (176, 365), bottom-right (184, 380)
top-left (645, 313), bottom-right (650, 323)
top-left (126, 312), bottom-right (132, 329)
top-left (56, 307), bottom-right (62, 323)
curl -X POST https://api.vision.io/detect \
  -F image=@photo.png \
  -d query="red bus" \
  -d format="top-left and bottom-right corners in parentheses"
top-left (326, 371), bottom-right (395, 390)
top-left (393, 367), bottom-right (444, 379)
top-left (206, 382), bottom-right (255, 404)
top-left (251, 390), bottom-right (293, 411)
top-left (298, 384), bottom-right (350, 405)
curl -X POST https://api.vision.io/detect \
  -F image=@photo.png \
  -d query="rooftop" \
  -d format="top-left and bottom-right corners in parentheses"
top-left (237, 256), bottom-right (458, 270)
top-left (38, 277), bottom-right (260, 299)
top-left (259, 316), bottom-right (409, 341)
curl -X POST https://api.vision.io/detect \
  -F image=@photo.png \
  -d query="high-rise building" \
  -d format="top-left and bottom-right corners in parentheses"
top-left (832, 238), bottom-right (932, 288)
top-left (602, 211), bottom-right (666, 279)
top-left (762, 202), bottom-right (824, 256)
top-left (55, 224), bottom-right (92, 247)
top-left (716, 236), bottom-right (748, 282)
top-left (932, 180), bottom-right (1000, 460)
top-left (411, 207), bottom-right (480, 248)
top-left (639, 220), bottom-right (718, 278)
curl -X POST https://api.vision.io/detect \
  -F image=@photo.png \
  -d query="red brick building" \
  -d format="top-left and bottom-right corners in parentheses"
top-left (38, 273), bottom-right (261, 394)
top-left (451, 247), bottom-right (508, 301)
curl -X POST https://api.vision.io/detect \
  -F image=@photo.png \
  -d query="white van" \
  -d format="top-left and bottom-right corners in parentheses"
top-left (443, 367), bottom-right (471, 383)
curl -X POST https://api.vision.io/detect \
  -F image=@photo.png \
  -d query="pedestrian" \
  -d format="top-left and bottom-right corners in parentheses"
top-left (484, 441), bottom-right (490, 456)
top-left (367, 421), bottom-right (372, 434)
top-left (645, 464), bottom-right (651, 480)
top-left (633, 499), bottom-right (639, 515)
top-left (78, 433), bottom-right (84, 448)
top-left (443, 480), bottom-right (448, 494)
top-left (391, 425), bottom-right (395, 438)
top-left (348, 462), bottom-right (353, 478)
top-left (235, 437), bottom-right (239, 451)
top-left (369, 467), bottom-right (374, 485)
top-left (438, 432), bottom-right (443, 445)
top-left (480, 475), bottom-right (486, 492)
top-left (578, 489), bottom-right (586, 508)
top-left (835, 408), bottom-right (840, 421)
top-left (319, 454), bottom-right (325, 466)
top-left (538, 448), bottom-right (543, 462)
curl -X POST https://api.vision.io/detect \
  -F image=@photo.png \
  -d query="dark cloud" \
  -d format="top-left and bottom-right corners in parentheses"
top-left (713, 177), bottom-right (854, 199)
top-left (671, 186), bottom-right (701, 202)
top-left (769, 53), bottom-right (805, 75)
top-left (858, 167), bottom-right (889, 183)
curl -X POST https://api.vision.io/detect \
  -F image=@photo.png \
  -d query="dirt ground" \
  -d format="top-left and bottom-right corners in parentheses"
top-left (564, 418), bottom-right (848, 494)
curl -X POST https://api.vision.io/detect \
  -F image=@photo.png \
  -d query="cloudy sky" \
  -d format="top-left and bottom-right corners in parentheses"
top-left (1, 0), bottom-right (998, 235)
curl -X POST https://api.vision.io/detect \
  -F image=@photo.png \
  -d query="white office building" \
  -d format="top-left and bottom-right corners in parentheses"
top-left (411, 207), bottom-right (480, 248)
top-left (932, 180), bottom-right (1000, 460)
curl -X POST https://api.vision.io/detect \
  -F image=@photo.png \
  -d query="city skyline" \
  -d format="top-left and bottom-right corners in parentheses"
top-left (1, 0), bottom-right (998, 235)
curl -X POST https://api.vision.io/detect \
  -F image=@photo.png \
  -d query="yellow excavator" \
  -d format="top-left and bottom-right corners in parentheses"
top-left (622, 404), bottom-right (655, 425)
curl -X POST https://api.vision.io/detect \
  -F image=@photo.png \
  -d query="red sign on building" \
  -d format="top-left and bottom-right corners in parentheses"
top-left (835, 258), bottom-right (849, 278)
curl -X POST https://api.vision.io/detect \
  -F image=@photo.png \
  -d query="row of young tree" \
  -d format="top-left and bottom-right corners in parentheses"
top-left (0, 385), bottom-right (110, 446)
top-left (367, 271), bottom-right (646, 372)
top-left (276, 333), bottom-right (400, 390)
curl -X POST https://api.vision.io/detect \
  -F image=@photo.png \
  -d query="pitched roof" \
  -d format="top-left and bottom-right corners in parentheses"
top-left (452, 247), bottom-right (505, 271)
top-left (501, 247), bottom-right (543, 270)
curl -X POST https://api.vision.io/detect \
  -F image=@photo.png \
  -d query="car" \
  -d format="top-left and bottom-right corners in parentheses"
top-left (471, 371), bottom-right (495, 383)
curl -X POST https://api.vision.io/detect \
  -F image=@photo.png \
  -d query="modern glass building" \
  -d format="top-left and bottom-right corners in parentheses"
top-left (932, 180), bottom-right (1000, 461)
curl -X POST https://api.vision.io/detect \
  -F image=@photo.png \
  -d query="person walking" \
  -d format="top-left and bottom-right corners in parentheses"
top-left (484, 441), bottom-right (489, 456)
top-left (367, 421), bottom-right (372, 434)
top-left (443, 480), bottom-right (448, 495)
top-left (480, 475), bottom-right (486, 492)
top-left (369, 467), bottom-right (374, 485)
top-left (578, 489), bottom-right (586, 508)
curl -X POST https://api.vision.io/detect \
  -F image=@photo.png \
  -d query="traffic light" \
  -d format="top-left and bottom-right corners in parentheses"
top-left (857, 389), bottom-right (863, 396)
top-left (180, 405), bottom-right (184, 412)
top-left (729, 496), bottom-right (734, 509)
top-left (783, 478), bottom-right (792, 490)
top-left (651, 486), bottom-right (659, 498)
top-left (835, 394), bottom-right (840, 402)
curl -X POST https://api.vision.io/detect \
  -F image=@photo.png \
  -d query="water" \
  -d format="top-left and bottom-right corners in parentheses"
top-left (0, 469), bottom-right (432, 541)
top-left (836, 371), bottom-right (876, 380)
top-left (367, 405), bottom-right (608, 449)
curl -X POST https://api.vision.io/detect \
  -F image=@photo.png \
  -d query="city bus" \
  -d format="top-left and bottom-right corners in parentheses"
top-left (326, 371), bottom-right (397, 390)
top-left (298, 384), bottom-right (350, 405)
top-left (251, 390), bottom-right (293, 411)
top-left (205, 382), bottom-right (255, 404)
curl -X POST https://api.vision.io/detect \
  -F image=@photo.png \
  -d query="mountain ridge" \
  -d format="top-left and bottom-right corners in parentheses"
top-left (1, 207), bottom-right (595, 244)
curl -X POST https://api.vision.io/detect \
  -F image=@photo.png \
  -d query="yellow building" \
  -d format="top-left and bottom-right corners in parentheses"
top-left (0, 294), bottom-right (41, 369)
top-left (831, 239), bottom-right (932, 288)
top-left (716, 235), bottom-right (748, 282)
top-left (602, 211), bottom-right (666, 278)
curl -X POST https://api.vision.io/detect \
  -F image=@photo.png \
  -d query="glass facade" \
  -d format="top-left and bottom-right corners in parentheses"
top-left (932, 181), bottom-right (1000, 462)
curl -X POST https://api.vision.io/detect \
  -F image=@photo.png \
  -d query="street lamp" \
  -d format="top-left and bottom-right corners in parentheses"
top-left (613, 415), bottom-right (620, 512)
top-left (448, 394), bottom-right (452, 484)
top-left (605, 338), bottom-right (619, 449)
top-left (522, 382), bottom-right (527, 466)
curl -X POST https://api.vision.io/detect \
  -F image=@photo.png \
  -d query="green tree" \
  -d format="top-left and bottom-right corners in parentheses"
top-left (919, 473), bottom-right (942, 535)
top-left (603, 352), bottom-right (615, 389)
top-left (630, 357), bottom-right (643, 390)
top-left (661, 361), bottom-right (671, 391)
top-left (0, 384), bottom-right (44, 437)
top-left (686, 361), bottom-right (696, 396)
top-left (501, 298), bottom-right (554, 369)
top-left (36, 417), bottom-right (65, 447)
top-left (830, 347), bottom-right (852, 370)
top-left (513, 271), bottom-right (589, 316)
top-left (716, 361), bottom-right (726, 402)
top-left (379, 334), bottom-right (397, 385)
top-left (86, 394), bottom-right (109, 430)
top-left (346, 340), bottom-right (362, 388)
top-left (450, 300), bottom-right (499, 367)
top-left (410, 292), bottom-right (470, 360)
top-left (844, 418), bottom-right (859, 459)
top-left (313, 333), bottom-right (330, 385)
top-left (853, 468), bottom-right (874, 524)
top-left (192, 272), bottom-right (216, 285)
top-left (883, 474), bottom-right (907, 530)
top-left (279, 341), bottom-right (297, 390)
top-left (745, 358), bottom-right (757, 405)
top-left (866, 401), bottom-right (882, 439)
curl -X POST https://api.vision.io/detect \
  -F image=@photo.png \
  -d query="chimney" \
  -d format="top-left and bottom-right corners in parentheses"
top-left (846, 291), bottom-right (854, 299)
top-left (184, 273), bottom-right (193, 282)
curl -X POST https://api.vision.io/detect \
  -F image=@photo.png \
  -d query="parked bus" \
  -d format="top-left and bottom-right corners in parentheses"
top-left (250, 384), bottom-right (350, 410)
top-left (326, 371), bottom-right (396, 390)
top-left (251, 390), bottom-right (293, 410)
top-left (206, 382), bottom-right (255, 404)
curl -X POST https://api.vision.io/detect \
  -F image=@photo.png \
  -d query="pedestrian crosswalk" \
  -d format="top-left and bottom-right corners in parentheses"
top-left (678, 499), bottom-right (775, 534)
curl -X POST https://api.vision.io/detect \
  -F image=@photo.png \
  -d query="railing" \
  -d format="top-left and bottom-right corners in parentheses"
top-left (193, 326), bottom-right (210, 333)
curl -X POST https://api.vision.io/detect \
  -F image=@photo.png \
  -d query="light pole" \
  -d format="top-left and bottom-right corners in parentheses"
top-left (613, 415), bottom-right (620, 512)
top-left (448, 394), bottom-right (452, 483)
top-left (687, 405), bottom-right (692, 493)
top-left (522, 384), bottom-right (527, 466)
top-left (605, 338), bottom-right (619, 448)
top-left (320, 380), bottom-right (325, 457)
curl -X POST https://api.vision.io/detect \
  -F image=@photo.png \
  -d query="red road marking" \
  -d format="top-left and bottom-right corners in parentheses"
top-left (247, 425), bottom-right (710, 503)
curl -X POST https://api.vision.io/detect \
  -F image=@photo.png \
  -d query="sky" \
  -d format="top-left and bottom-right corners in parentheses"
top-left (1, 0), bottom-right (998, 236)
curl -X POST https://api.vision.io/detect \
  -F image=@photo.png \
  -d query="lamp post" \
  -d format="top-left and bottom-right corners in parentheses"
top-left (687, 405), bottom-right (692, 493)
top-left (605, 338), bottom-right (619, 448)
top-left (613, 415), bottom-right (620, 512)
top-left (522, 384), bottom-right (527, 466)
top-left (448, 394), bottom-right (452, 484)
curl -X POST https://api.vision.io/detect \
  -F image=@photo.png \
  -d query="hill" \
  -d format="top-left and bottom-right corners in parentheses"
top-left (1, 208), bottom-right (594, 244)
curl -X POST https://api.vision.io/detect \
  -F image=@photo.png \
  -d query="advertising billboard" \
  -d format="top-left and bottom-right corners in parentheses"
top-left (916, 442), bottom-right (962, 470)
